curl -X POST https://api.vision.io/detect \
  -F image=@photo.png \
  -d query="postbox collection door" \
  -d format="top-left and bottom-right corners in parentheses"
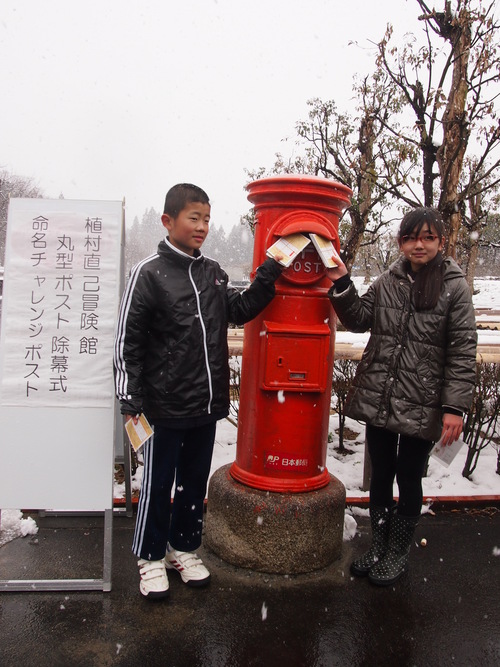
top-left (261, 321), bottom-right (330, 392)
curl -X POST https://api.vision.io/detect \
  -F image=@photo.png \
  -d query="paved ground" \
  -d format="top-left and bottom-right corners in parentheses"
top-left (1, 506), bottom-right (499, 667)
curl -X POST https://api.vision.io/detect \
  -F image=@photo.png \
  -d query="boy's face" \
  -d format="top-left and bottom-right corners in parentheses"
top-left (161, 201), bottom-right (210, 256)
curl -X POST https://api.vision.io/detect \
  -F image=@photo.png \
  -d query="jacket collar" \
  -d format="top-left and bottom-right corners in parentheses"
top-left (389, 255), bottom-right (410, 280)
top-left (389, 253), bottom-right (464, 281)
top-left (159, 237), bottom-right (204, 262)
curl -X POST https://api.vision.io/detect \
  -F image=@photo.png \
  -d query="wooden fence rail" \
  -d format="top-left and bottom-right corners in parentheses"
top-left (227, 328), bottom-right (500, 363)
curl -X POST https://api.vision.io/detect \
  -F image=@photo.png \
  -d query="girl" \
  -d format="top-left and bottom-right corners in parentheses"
top-left (327, 207), bottom-right (477, 586)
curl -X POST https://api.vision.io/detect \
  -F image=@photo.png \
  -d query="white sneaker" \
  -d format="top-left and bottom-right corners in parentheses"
top-left (138, 558), bottom-right (169, 599)
top-left (164, 547), bottom-right (211, 587)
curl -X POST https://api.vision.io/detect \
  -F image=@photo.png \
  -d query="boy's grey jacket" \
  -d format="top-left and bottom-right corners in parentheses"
top-left (114, 238), bottom-right (282, 421)
top-left (328, 256), bottom-right (477, 441)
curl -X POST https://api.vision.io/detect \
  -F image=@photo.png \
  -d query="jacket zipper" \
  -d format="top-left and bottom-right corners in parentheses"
top-left (381, 278), bottom-right (411, 420)
top-left (189, 261), bottom-right (213, 414)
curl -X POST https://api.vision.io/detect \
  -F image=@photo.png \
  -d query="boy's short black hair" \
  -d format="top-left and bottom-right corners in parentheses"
top-left (163, 183), bottom-right (210, 217)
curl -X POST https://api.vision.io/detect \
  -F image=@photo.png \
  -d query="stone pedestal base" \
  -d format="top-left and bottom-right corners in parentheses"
top-left (205, 464), bottom-right (346, 574)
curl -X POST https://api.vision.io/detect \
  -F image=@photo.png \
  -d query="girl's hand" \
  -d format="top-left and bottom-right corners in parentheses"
top-left (440, 413), bottom-right (463, 446)
top-left (326, 264), bottom-right (348, 283)
top-left (325, 247), bottom-right (348, 283)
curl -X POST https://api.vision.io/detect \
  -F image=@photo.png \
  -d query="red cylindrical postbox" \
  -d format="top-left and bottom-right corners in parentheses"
top-left (230, 175), bottom-right (352, 493)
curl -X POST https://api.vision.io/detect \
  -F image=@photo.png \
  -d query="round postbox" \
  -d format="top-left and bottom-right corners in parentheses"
top-left (230, 175), bottom-right (352, 492)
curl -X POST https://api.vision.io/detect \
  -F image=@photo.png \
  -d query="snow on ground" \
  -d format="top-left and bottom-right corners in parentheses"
top-left (0, 510), bottom-right (38, 547)
top-left (2, 279), bottom-right (499, 545)
top-left (472, 276), bottom-right (500, 309)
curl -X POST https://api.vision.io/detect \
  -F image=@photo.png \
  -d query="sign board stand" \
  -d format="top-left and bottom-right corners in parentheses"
top-left (0, 508), bottom-right (113, 592)
top-left (120, 433), bottom-right (134, 517)
top-left (0, 198), bottom-right (125, 592)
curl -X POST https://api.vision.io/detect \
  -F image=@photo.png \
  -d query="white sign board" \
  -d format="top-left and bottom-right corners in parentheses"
top-left (0, 198), bottom-right (123, 511)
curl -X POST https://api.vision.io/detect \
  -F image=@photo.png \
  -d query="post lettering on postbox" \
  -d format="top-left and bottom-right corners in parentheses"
top-left (265, 452), bottom-right (309, 470)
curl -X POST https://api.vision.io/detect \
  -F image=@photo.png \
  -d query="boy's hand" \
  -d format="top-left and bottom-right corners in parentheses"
top-left (272, 251), bottom-right (286, 265)
top-left (125, 413), bottom-right (140, 425)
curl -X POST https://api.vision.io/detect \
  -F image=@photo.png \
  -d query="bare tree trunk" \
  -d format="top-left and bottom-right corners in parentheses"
top-left (465, 240), bottom-right (480, 292)
top-left (435, 6), bottom-right (472, 257)
top-left (464, 190), bottom-right (482, 292)
top-left (343, 208), bottom-right (367, 272)
top-left (342, 111), bottom-right (376, 272)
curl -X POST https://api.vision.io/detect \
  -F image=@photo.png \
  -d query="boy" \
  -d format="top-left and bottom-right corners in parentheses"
top-left (114, 183), bottom-right (283, 599)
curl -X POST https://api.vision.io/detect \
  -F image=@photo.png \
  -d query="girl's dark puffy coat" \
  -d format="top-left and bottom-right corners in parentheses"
top-left (329, 256), bottom-right (477, 441)
top-left (114, 239), bottom-right (282, 421)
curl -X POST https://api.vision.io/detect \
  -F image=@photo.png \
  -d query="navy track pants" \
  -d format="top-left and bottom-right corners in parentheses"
top-left (132, 421), bottom-right (216, 561)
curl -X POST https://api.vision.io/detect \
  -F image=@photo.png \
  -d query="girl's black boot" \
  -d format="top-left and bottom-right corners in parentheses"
top-left (368, 513), bottom-right (419, 586)
top-left (350, 505), bottom-right (393, 577)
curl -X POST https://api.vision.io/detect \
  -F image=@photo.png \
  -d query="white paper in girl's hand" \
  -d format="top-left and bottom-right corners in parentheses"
top-left (329, 244), bottom-right (342, 262)
top-left (309, 234), bottom-right (339, 268)
top-left (430, 437), bottom-right (464, 467)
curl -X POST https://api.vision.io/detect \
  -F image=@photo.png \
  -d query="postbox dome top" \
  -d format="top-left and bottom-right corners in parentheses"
top-left (246, 175), bottom-right (352, 213)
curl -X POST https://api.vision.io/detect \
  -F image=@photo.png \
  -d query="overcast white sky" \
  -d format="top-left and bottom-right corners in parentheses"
top-left (1, 0), bottom-right (415, 230)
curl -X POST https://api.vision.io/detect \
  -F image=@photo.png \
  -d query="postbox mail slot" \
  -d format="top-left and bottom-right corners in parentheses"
top-left (260, 321), bottom-right (330, 392)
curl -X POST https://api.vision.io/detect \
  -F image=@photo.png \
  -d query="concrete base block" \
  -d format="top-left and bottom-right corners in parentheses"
top-left (205, 464), bottom-right (346, 574)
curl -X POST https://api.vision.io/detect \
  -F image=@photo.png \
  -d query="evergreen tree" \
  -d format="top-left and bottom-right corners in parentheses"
top-left (202, 224), bottom-right (227, 262)
top-left (141, 207), bottom-right (163, 255)
top-left (125, 208), bottom-right (162, 272)
top-left (226, 223), bottom-right (253, 266)
top-left (125, 215), bottom-right (142, 272)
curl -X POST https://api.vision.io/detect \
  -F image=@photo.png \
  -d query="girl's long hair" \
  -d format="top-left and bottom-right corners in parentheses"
top-left (398, 207), bottom-right (445, 311)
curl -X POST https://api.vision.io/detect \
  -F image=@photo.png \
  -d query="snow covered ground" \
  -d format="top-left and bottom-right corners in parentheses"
top-left (0, 509), bottom-right (38, 547)
top-left (2, 278), bottom-right (499, 545)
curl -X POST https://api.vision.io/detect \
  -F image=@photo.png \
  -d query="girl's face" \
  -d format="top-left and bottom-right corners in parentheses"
top-left (399, 223), bottom-right (444, 272)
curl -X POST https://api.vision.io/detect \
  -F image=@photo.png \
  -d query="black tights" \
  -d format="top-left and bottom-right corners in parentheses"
top-left (366, 424), bottom-right (434, 517)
